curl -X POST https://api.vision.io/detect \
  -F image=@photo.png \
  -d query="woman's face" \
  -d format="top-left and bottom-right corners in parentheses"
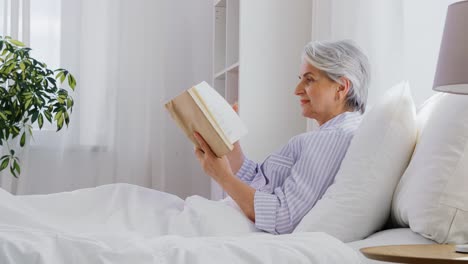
top-left (295, 60), bottom-right (341, 125)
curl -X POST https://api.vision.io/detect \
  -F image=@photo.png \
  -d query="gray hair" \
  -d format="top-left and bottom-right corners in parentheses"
top-left (302, 40), bottom-right (370, 113)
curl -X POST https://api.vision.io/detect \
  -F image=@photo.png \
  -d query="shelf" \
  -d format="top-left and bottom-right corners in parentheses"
top-left (226, 0), bottom-right (240, 66)
top-left (214, 61), bottom-right (239, 79)
top-left (213, 76), bottom-right (225, 97)
top-left (214, 4), bottom-right (226, 74)
top-left (214, 0), bottom-right (226, 7)
top-left (212, 0), bottom-right (239, 201)
top-left (214, 72), bottom-right (225, 80)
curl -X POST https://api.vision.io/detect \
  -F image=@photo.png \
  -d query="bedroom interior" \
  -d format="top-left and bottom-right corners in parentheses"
top-left (0, 0), bottom-right (467, 263)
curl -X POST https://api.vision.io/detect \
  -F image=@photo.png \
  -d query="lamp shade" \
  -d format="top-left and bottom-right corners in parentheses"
top-left (433, 1), bottom-right (468, 94)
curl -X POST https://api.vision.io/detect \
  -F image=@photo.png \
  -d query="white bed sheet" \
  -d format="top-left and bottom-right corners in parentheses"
top-left (0, 183), bottom-right (361, 264)
top-left (347, 228), bottom-right (435, 264)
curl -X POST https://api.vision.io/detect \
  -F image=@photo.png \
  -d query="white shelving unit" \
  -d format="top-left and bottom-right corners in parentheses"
top-left (213, 0), bottom-right (239, 104)
top-left (212, 0), bottom-right (240, 200)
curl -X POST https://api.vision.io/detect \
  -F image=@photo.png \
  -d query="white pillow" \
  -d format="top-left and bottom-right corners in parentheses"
top-left (294, 81), bottom-right (417, 242)
top-left (391, 93), bottom-right (468, 244)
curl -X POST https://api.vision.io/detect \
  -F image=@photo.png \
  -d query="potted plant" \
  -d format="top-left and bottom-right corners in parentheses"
top-left (0, 36), bottom-right (76, 177)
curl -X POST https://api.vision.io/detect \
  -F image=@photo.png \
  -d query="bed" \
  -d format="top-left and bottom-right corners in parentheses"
top-left (0, 183), bottom-right (361, 264)
top-left (3, 90), bottom-right (467, 263)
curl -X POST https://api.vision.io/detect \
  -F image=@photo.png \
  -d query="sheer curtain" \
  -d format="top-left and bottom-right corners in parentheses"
top-left (1, 0), bottom-right (213, 198)
top-left (310, 0), bottom-right (458, 109)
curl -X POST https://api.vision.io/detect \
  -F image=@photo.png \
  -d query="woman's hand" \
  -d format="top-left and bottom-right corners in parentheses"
top-left (232, 101), bottom-right (239, 113)
top-left (193, 131), bottom-right (256, 222)
top-left (193, 132), bottom-right (234, 183)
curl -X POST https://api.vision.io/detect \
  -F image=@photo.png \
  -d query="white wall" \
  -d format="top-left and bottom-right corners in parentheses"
top-left (161, 1), bottom-right (214, 198)
top-left (239, 0), bottom-right (311, 161)
top-left (310, 0), bottom-right (455, 110)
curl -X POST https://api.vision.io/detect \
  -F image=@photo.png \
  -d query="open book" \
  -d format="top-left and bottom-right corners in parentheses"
top-left (165, 81), bottom-right (248, 157)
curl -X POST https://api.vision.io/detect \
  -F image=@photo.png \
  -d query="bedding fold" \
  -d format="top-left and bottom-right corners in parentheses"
top-left (0, 183), bottom-right (360, 263)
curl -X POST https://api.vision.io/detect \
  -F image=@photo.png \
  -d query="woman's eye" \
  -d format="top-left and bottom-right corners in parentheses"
top-left (306, 78), bottom-right (314, 83)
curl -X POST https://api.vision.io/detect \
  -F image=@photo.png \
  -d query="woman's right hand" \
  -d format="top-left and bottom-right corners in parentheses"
top-left (232, 101), bottom-right (239, 114)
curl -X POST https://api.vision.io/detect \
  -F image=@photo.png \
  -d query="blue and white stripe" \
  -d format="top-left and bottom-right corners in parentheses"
top-left (236, 111), bottom-right (362, 234)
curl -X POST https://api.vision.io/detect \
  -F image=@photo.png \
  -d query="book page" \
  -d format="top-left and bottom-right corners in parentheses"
top-left (190, 81), bottom-right (247, 144)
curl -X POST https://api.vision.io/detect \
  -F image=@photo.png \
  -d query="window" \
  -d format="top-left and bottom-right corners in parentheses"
top-left (30, 0), bottom-right (61, 131)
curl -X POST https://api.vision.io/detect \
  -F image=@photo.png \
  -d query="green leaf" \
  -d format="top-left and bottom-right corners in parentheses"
top-left (20, 61), bottom-right (26, 71)
top-left (68, 74), bottom-right (76, 90)
top-left (55, 71), bottom-right (64, 81)
top-left (64, 111), bottom-right (70, 126)
top-left (9, 39), bottom-right (25, 47)
top-left (54, 111), bottom-right (63, 121)
top-left (31, 111), bottom-right (39, 123)
top-left (24, 98), bottom-right (32, 110)
top-left (0, 155), bottom-right (9, 161)
top-left (10, 149), bottom-right (15, 156)
top-left (44, 110), bottom-right (52, 122)
top-left (20, 132), bottom-right (26, 147)
top-left (66, 98), bottom-right (73, 109)
top-left (46, 77), bottom-right (56, 85)
top-left (0, 112), bottom-right (7, 120)
top-left (5, 52), bottom-right (13, 61)
top-left (5, 63), bottom-right (15, 74)
top-left (13, 159), bottom-right (20, 175)
top-left (57, 115), bottom-right (64, 131)
top-left (10, 165), bottom-right (17, 178)
top-left (0, 158), bottom-right (8, 171)
top-left (11, 126), bottom-right (20, 137)
top-left (34, 97), bottom-right (44, 106)
top-left (59, 72), bottom-right (66, 83)
top-left (38, 113), bottom-right (44, 129)
top-left (22, 91), bottom-right (33, 99)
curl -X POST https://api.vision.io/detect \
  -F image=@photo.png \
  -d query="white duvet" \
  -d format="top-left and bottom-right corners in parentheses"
top-left (0, 183), bottom-right (360, 264)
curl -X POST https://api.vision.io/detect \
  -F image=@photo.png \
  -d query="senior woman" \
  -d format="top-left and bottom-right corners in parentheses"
top-left (193, 40), bottom-right (370, 235)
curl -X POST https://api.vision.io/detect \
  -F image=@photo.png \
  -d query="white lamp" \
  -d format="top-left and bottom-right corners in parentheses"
top-left (433, 0), bottom-right (468, 94)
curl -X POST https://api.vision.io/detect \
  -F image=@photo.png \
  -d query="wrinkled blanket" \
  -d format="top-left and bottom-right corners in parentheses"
top-left (0, 183), bottom-right (360, 263)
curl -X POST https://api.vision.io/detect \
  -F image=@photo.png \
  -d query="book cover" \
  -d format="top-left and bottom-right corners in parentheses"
top-left (164, 81), bottom-right (247, 157)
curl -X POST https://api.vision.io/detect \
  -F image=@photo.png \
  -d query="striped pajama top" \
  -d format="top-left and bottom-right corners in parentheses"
top-left (236, 111), bottom-right (363, 234)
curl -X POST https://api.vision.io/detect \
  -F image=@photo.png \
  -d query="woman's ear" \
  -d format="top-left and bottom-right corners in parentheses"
top-left (337, 77), bottom-right (351, 98)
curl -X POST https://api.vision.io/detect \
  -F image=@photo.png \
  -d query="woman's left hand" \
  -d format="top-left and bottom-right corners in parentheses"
top-left (193, 132), bottom-right (234, 183)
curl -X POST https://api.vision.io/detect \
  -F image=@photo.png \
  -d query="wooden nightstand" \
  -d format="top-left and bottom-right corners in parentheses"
top-left (360, 244), bottom-right (468, 264)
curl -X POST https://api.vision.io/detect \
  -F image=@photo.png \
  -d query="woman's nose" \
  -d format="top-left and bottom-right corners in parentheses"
top-left (295, 83), bottom-right (303, 95)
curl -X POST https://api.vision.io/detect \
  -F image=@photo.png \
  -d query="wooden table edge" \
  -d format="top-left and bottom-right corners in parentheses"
top-left (360, 244), bottom-right (468, 264)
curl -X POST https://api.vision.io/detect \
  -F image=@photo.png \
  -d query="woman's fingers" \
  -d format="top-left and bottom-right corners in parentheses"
top-left (194, 147), bottom-right (204, 160)
top-left (193, 132), bottom-right (214, 156)
top-left (232, 102), bottom-right (239, 113)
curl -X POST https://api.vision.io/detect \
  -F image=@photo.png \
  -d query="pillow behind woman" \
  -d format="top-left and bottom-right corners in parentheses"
top-left (294, 81), bottom-right (417, 242)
